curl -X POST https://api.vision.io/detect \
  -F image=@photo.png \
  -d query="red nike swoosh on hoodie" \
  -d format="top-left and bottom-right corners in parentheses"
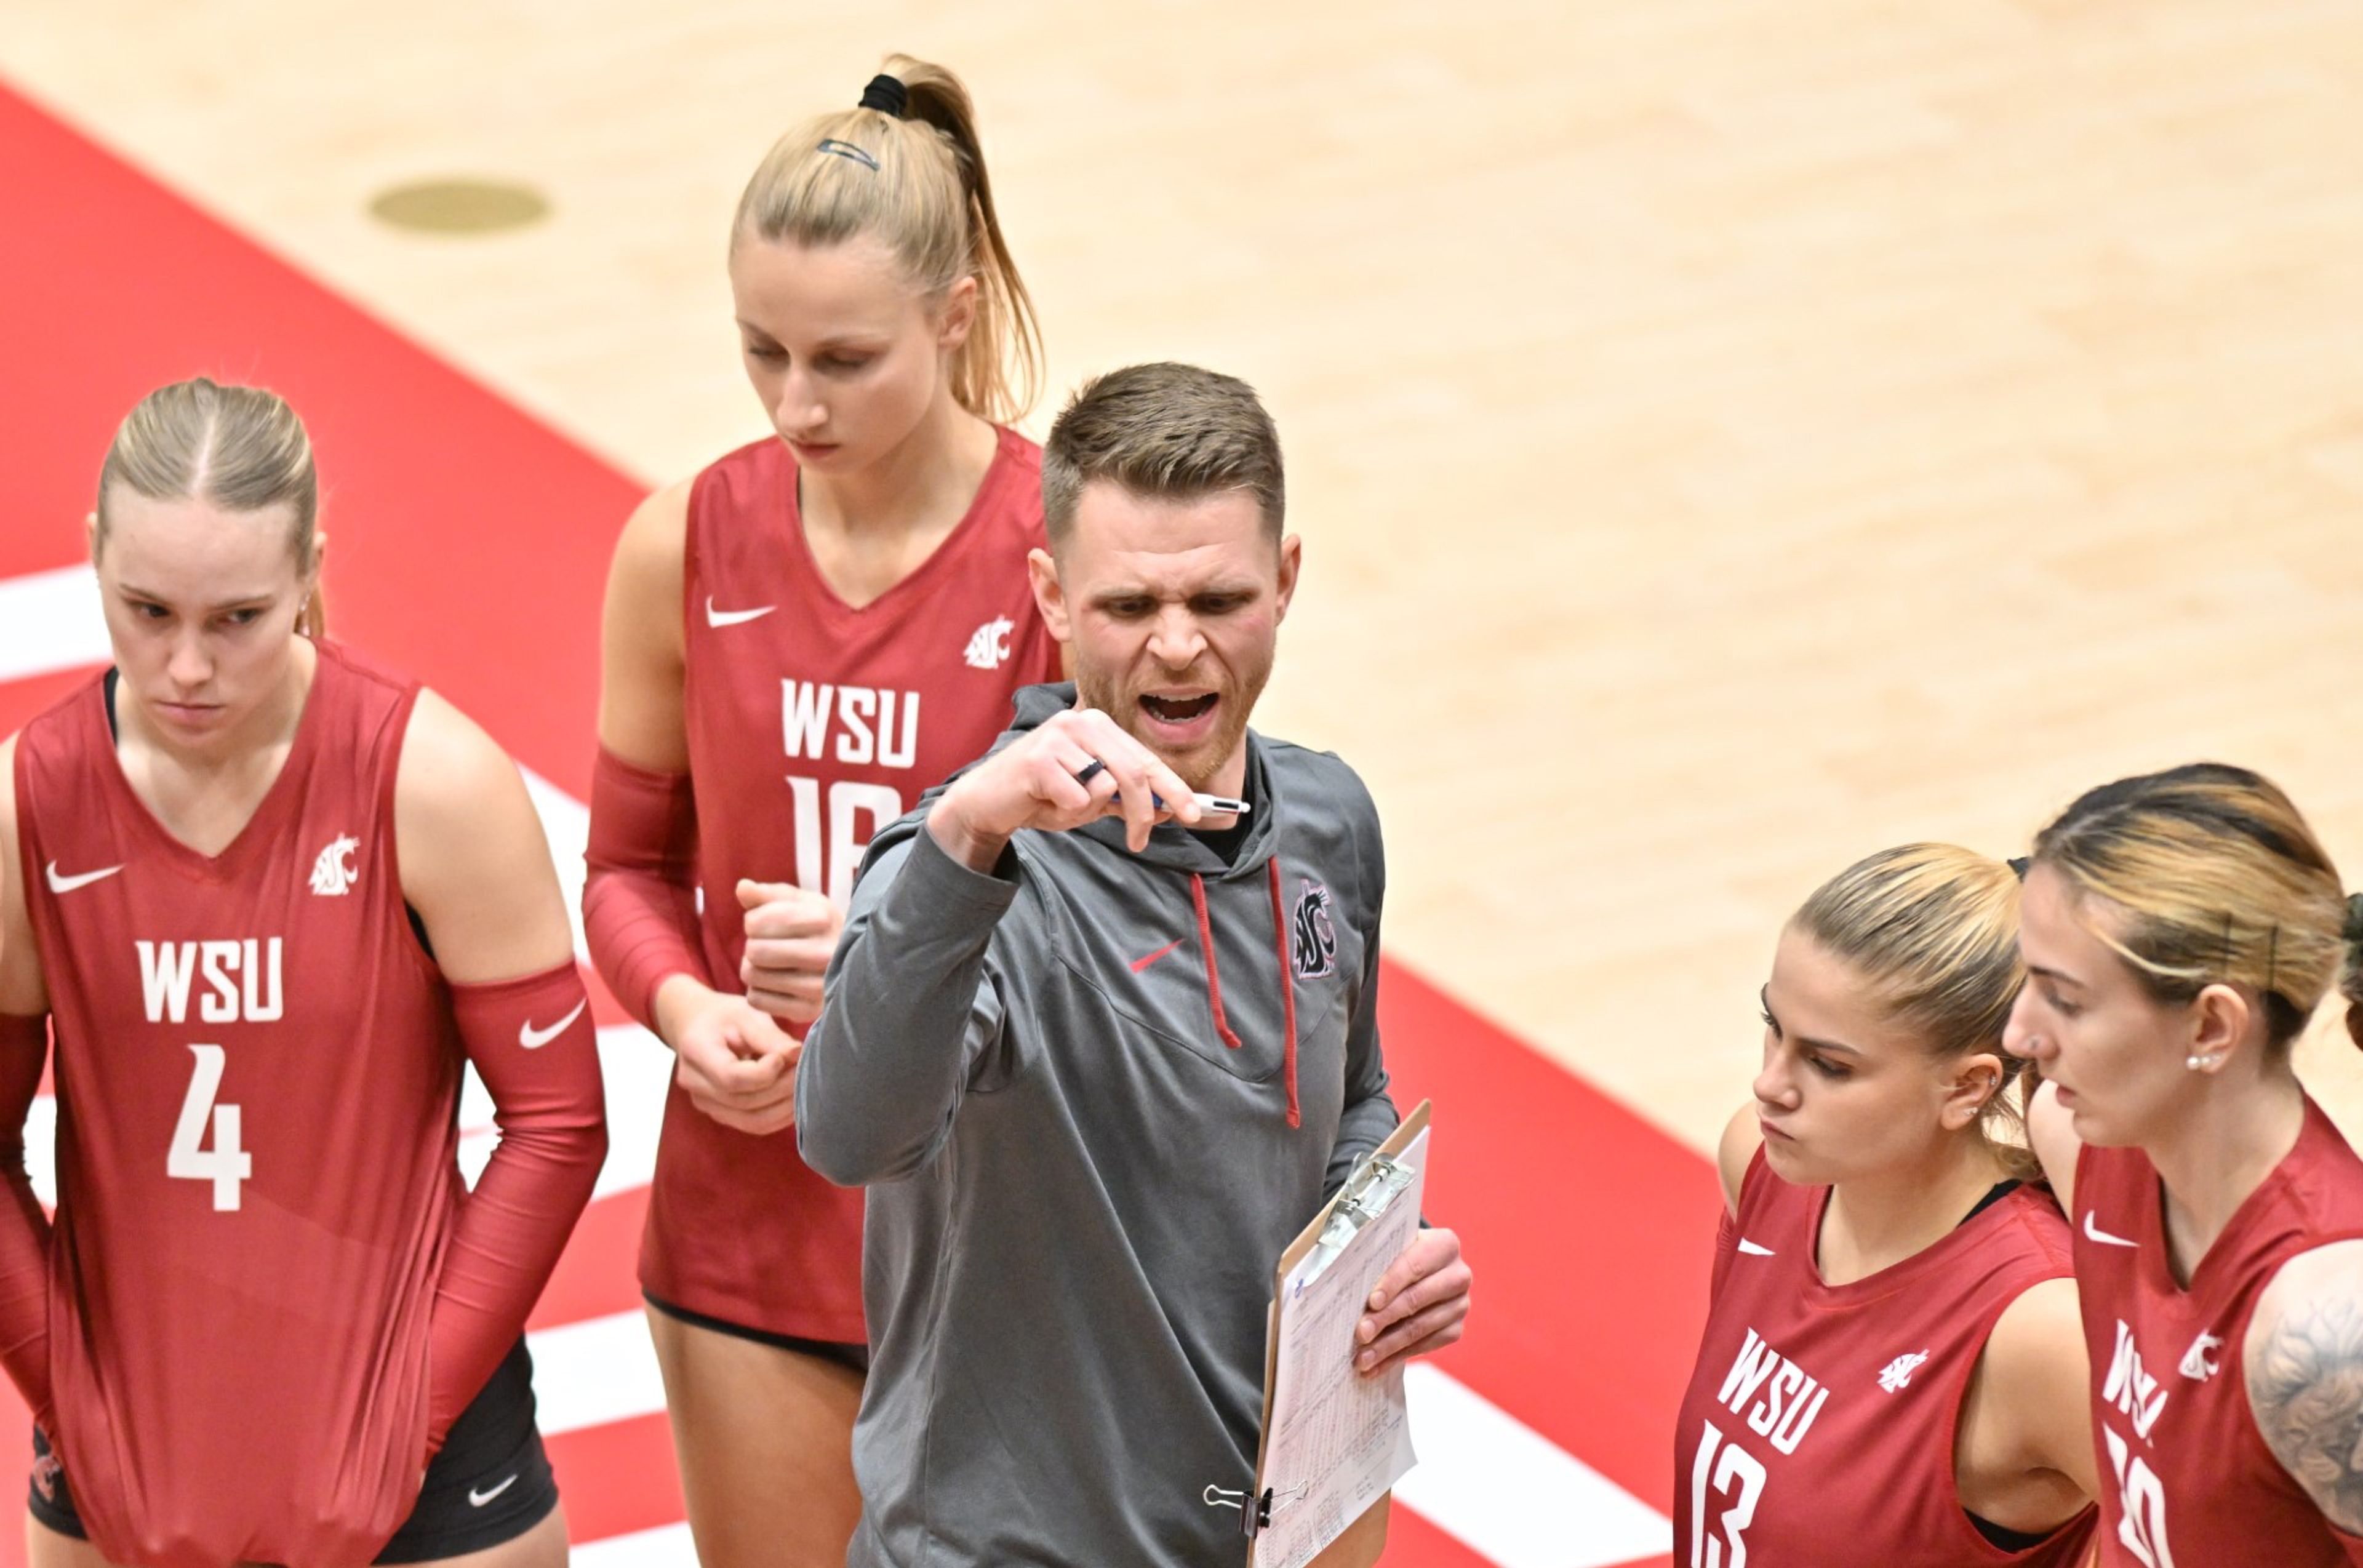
top-left (1130, 938), bottom-right (1186, 973)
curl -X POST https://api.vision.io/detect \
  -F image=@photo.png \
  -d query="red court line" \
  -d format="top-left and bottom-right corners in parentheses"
top-left (0, 80), bottom-right (634, 798)
top-left (530, 1185), bottom-right (650, 1330)
top-left (0, 671), bottom-right (99, 745)
top-left (542, 1412), bottom-right (686, 1542)
top-left (0, 73), bottom-right (1722, 1559)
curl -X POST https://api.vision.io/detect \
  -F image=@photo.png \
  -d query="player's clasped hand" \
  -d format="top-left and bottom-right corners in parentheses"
top-left (668, 987), bottom-right (803, 1136)
top-left (927, 698), bottom-right (1204, 868)
top-left (1354, 1227), bottom-right (1472, 1377)
top-left (736, 878), bottom-right (841, 1025)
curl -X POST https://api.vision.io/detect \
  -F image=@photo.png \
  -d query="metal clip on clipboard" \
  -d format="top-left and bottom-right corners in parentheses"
top-left (1295, 1152), bottom-right (1415, 1290)
top-left (1203, 1481), bottom-right (1309, 1538)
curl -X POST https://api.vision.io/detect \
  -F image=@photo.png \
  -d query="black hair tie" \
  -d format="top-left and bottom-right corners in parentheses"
top-left (2343, 892), bottom-right (2363, 946)
top-left (2007, 855), bottom-right (2031, 880)
top-left (859, 74), bottom-right (908, 118)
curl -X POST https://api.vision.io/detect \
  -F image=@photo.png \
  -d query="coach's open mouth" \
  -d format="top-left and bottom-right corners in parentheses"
top-left (1141, 693), bottom-right (1216, 722)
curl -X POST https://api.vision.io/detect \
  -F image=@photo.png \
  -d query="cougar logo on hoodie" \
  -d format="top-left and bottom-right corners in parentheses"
top-left (1292, 878), bottom-right (1338, 978)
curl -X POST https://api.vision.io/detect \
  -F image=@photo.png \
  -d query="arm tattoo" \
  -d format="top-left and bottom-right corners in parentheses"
top-left (2250, 1293), bottom-right (2363, 1532)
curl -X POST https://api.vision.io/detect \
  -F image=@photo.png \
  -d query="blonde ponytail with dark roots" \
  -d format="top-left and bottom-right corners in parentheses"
top-left (2033, 762), bottom-right (2346, 1055)
top-left (734, 55), bottom-right (1042, 424)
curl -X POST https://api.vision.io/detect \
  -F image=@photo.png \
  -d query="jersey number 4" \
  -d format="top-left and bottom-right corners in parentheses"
top-left (1689, 1417), bottom-right (1766, 1568)
top-left (168, 1044), bottom-right (250, 1211)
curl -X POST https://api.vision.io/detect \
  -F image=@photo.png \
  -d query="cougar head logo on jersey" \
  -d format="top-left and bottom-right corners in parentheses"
top-left (964, 615), bottom-right (1015, 671)
top-left (1877, 1350), bottom-right (1930, 1392)
top-left (1292, 879), bottom-right (1337, 979)
top-left (2180, 1330), bottom-right (2223, 1382)
top-left (309, 834), bottom-right (361, 896)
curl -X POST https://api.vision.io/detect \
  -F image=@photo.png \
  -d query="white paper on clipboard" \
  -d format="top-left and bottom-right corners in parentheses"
top-left (1247, 1116), bottom-right (1431, 1568)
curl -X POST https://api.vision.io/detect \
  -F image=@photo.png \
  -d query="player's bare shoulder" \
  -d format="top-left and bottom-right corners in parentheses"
top-left (393, 690), bottom-right (569, 982)
top-left (606, 478), bottom-right (695, 629)
top-left (394, 690), bottom-right (529, 834)
top-left (2245, 1237), bottom-right (2363, 1533)
top-left (2022, 1079), bottom-right (2082, 1214)
top-left (599, 477), bottom-right (698, 769)
top-left (0, 732), bottom-right (17, 873)
top-left (1717, 1105), bottom-right (1761, 1217)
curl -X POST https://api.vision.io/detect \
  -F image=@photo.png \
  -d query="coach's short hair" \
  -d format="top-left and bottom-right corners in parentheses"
top-left (1041, 362), bottom-right (1285, 550)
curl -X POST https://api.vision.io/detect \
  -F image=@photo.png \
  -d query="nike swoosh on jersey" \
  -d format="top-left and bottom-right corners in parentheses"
top-left (1130, 937), bottom-right (1186, 974)
top-left (1736, 1238), bottom-right (1775, 1257)
top-left (518, 999), bottom-right (588, 1050)
top-left (705, 597), bottom-right (777, 628)
top-left (45, 862), bottom-right (124, 895)
top-left (468, 1474), bottom-right (518, 1508)
top-left (2083, 1212), bottom-right (2140, 1248)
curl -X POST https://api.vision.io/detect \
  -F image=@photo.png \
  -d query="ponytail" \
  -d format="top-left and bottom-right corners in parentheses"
top-left (734, 55), bottom-right (1042, 423)
top-left (2339, 894), bottom-right (2363, 1050)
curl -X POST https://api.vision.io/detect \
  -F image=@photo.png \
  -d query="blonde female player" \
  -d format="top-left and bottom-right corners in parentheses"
top-left (1677, 845), bottom-right (2098, 1566)
top-left (0, 378), bottom-right (607, 1567)
top-left (2010, 764), bottom-right (2363, 1566)
top-left (582, 57), bottom-right (1062, 1567)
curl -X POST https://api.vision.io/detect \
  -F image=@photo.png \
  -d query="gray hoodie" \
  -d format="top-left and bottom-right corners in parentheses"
top-left (798, 682), bottom-right (1397, 1567)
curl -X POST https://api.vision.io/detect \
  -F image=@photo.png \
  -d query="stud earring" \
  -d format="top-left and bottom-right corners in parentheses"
top-left (2186, 1053), bottom-right (2218, 1072)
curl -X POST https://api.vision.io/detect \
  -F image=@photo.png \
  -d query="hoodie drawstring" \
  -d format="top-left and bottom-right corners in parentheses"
top-left (1188, 868), bottom-right (1301, 1130)
top-left (1266, 859), bottom-right (1301, 1129)
top-left (1188, 873), bottom-right (1242, 1053)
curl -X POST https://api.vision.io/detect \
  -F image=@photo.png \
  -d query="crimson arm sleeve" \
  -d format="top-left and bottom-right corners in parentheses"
top-left (0, 1014), bottom-right (48, 1425)
top-left (582, 745), bottom-right (705, 1030)
top-left (426, 962), bottom-right (606, 1449)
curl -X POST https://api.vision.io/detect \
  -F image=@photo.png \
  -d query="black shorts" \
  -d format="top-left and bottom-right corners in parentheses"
top-left (28, 1338), bottom-right (559, 1564)
top-left (642, 1291), bottom-right (870, 1375)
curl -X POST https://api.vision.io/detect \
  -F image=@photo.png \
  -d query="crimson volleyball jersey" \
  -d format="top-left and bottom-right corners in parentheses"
top-left (2072, 1098), bottom-right (2363, 1568)
top-left (1675, 1150), bottom-right (2095, 1567)
top-left (12, 642), bottom-right (469, 1567)
top-left (644, 426), bottom-right (1063, 1340)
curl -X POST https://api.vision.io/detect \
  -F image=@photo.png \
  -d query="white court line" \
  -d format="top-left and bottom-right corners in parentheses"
top-left (0, 566), bottom-right (107, 686)
top-left (526, 1307), bottom-right (670, 1438)
top-left (457, 1023), bottom-right (670, 1201)
top-left (518, 767), bottom-right (591, 964)
top-left (569, 1521), bottom-right (699, 1566)
top-left (1398, 1362), bottom-right (1671, 1568)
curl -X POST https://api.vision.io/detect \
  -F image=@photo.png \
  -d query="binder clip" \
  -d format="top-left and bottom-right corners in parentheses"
top-left (1202, 1483), bottom-right (1274, 1538)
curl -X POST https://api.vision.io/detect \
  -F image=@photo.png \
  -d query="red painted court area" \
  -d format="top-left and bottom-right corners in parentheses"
top-left (0, 80), bottom-right (1709, 1566)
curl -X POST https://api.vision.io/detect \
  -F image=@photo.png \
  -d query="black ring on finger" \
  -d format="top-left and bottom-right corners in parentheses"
top-left (1073, 757), bottom-right (1107, 786)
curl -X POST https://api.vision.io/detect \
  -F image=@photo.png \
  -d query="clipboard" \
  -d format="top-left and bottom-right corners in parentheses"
top-left (1205, 1100), bottom-right (1433, 1567)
